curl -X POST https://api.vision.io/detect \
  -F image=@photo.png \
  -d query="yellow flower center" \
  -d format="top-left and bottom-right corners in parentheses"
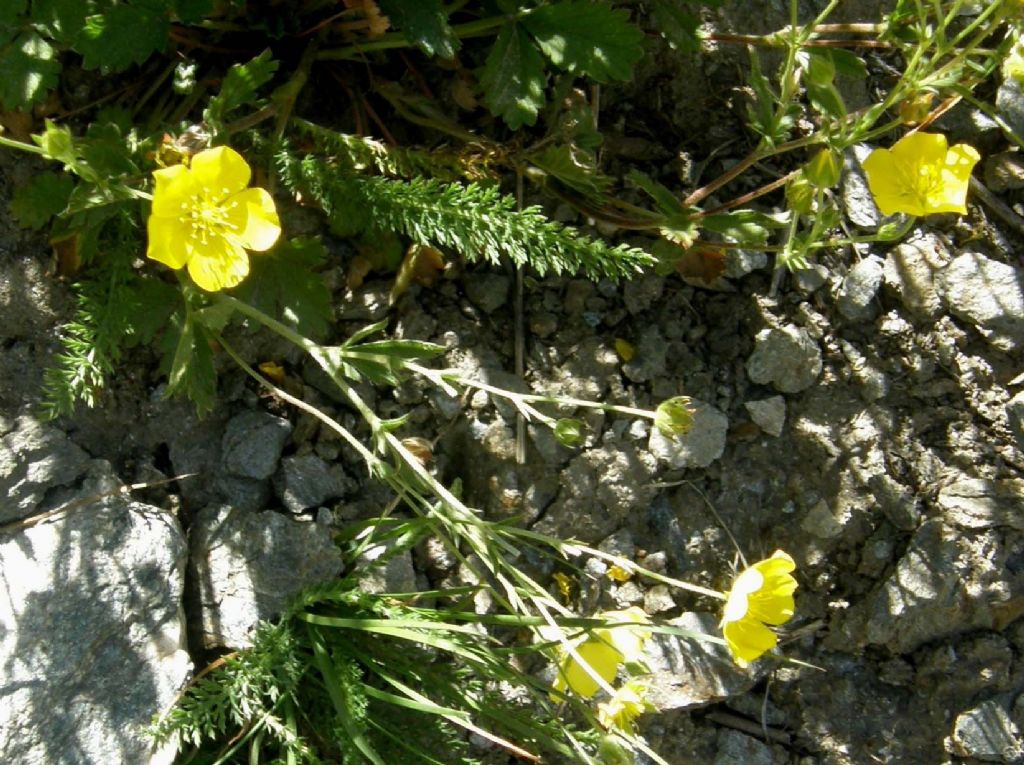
top-left (181, 187), bottom-right (239, 246)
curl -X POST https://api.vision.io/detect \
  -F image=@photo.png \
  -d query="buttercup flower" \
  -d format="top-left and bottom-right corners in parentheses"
top-left (861, 132), bottom-right (979, 217)
top-left (597, 680), bottom-right (653, 732)
top-left (553, 607), bottom-right (651, 699)
top-left (147, 145), bottom-right (281, 291)
top-left (721, 551), bottom-right (797, 666)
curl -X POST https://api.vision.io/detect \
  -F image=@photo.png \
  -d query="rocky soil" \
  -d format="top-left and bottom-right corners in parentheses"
top-left (3, 1), bottom-right (1024, 763)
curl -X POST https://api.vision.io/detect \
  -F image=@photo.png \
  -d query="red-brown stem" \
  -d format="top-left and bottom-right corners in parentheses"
top-left (698, 169), bottom-right (799, 217)
top-left (708, 32), bottom-right (891, 48)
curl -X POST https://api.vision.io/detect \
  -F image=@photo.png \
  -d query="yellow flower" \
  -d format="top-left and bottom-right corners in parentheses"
top-left (553, 607), bottom-right (651, 699)
top-left (597, 680), bottom-right (653, 732)
top-left (861, 132), bottom-right (979, 217)
top-left (146, 146), bottom-right (281, 292)
top-left (721, 551), bottom-right (797, 666)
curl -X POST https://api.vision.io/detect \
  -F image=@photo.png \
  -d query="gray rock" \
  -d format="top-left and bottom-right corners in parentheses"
top-left (746, 325), bottom-right (822, 393)
top-left (868, 474), bottom-right (921, 531)
top-left (830, 520), bottom-right (1023, 654)
top-left (648, 399), bottom-right (729, 468)
top-left (190, 504), bottom-right (344, 648)
top-left (984, 150), bottom-right (1024, 193)
top-left (842, 144), bottom-right (882, 228)
top-left (724, 250), bottom-right (768, 278)
top-left (938, 253), bottom-right (1024, 351)
top-left (837, 255), bottom-right (884, 321)
top-left (883, 233), bottom-right (950, 321)
top-left (644, 584), bottom-right (676, 614)
top-left (744, 396), bottom-right (786, 437)
top-left (534, 441), bottom-right (657, 543)
top-left (793, 262), bottom-right (830, 295)
top-left (215, 474), bottom-right (270, 512)
top-left (273, 454), bottom-right (352, 513)
top-left (1009, 390), bottom-right (1024, 451)
top-left (642, 612), bottom-right (758, 711)
top-left (937, 479), bottom-right (1024, 530)
top-left (622, 325), bottom-right (669, 383)
top-left (221, 410), bottom-right (293, 480)
top-left (713, 729), bottom-right (773, 765)
top-left (801, 498), bottom-right (852, 539)
top-left (354, 542), bottom-right (417, 594)
top-left (0, 416), bottom-right (90, 524)
top-left (0, 462), bottom-right (190, 765)
top-left (464, 273), bottom-right (510, 314)
top-left (623, 273), bottom-right (665, 314)
top-left (949, 700), bottom-right (1024, 763)
top-left (998, 75), bottom-right (1024, 146)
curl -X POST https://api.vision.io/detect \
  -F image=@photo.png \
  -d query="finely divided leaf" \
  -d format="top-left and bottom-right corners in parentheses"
top-left (10, 172), bottom-right (74, 229)
top-left (77, 2), bottom-right (170, 73)
top-left (377, 0), bottom-right (458, 59)
top-left (481, 22), bottom-right (546, 129)
top-left (233, 238), bottom-right (332, 340)
top-left (523, 0), bottom-right (643, 82)
top-left (0, 31), bottom-right (61, 110)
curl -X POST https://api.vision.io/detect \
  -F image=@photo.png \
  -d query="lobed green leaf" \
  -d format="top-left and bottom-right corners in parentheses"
top-left (524, 0), bottom-right (644, 83)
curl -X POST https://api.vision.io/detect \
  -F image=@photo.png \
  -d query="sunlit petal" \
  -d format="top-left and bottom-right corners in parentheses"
top-left (553, 639), bottom-right (623, 699)
top-left (151, 164), bottom-right (196, 218)
top-left (187, 238), bottom-right (250, 292)
top-left (147, 215), bottom-right (191, 268)
top-left (224, 187), bottom-right (281, 251)
top-left (189, 145), bottom-right (251, 198)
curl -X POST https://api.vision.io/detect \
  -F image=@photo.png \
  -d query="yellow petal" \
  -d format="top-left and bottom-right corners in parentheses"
top-left (890, 131), bottom-right (949, 168)
top-left (597, 607), bottom-right (652, 662)
top-left (189, 146), bottom-right (251, 199)
top-left (187, 237), bottom-right (250, 292)
top-left (723, 617), bottom-right (778, 664)
top-left (554, 639), bottom-right (623, 699)
top-left (151, 163), bottom-right (196, 218)
top-left (224, 187), bottom-right (281, 252)
top-left (930, 143), bottom-right (980, 214)
top-left (862, 147), bottom-right (928, 217)
top-left (147, 214), bottom-right (192, 269)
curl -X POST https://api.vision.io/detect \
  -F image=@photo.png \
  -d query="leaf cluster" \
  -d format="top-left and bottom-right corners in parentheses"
top-left (277, 150), bottom-right (653, 282)
top-left (152, 579), bottom-right (598, 765)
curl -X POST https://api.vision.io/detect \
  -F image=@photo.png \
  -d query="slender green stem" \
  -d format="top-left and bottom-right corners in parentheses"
top-left (0, 134), bottom-right (46, 156)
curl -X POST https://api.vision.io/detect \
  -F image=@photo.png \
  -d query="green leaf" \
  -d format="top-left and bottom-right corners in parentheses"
top-left (377, 0), bottom-right (458, 59)
top-left (481, 22), bottom-right (546, 130)
top-left (203, 49), bottom-right (278, 130)
top-left (10, 172), bottom-right (74, 229)
top-left (524, 0), bottom-right (644, 82)
top-left (828, 48), bottom-right (867, 78)
top-left (165, 310), bottom-right (217, 417)
top-left (627, 170), bottom-right (684, 216)
top-left (700, 209), bottom-right (783, 246)
top-left (81, 122), bottom-right (139, 178)
top-left (0, 31), bottom-right (61, 110)
top-left (232, 237), bottom-right (332, 340)
top-left (172, 0), bottom-right (213, 23)
top-left (649, 0), bottom-right (702, 52)
top-left (528, 144), bottom-right (612, 199)
top-left (0, 0), bottom-right (27, 28)
top-left (77, 2), bottom-right (170, 73)
top-left (33, 0), bottom-right (91, 43)
top-left (125, 278), bottom-right (178, 347)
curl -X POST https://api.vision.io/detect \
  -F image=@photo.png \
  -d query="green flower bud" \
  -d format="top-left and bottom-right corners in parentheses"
top-left (654, 397), bottom-right (694, 438)
top-left (805, 148), bottom-right (842, 189)
top-left (554, 418), bottom-right (586, 447)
